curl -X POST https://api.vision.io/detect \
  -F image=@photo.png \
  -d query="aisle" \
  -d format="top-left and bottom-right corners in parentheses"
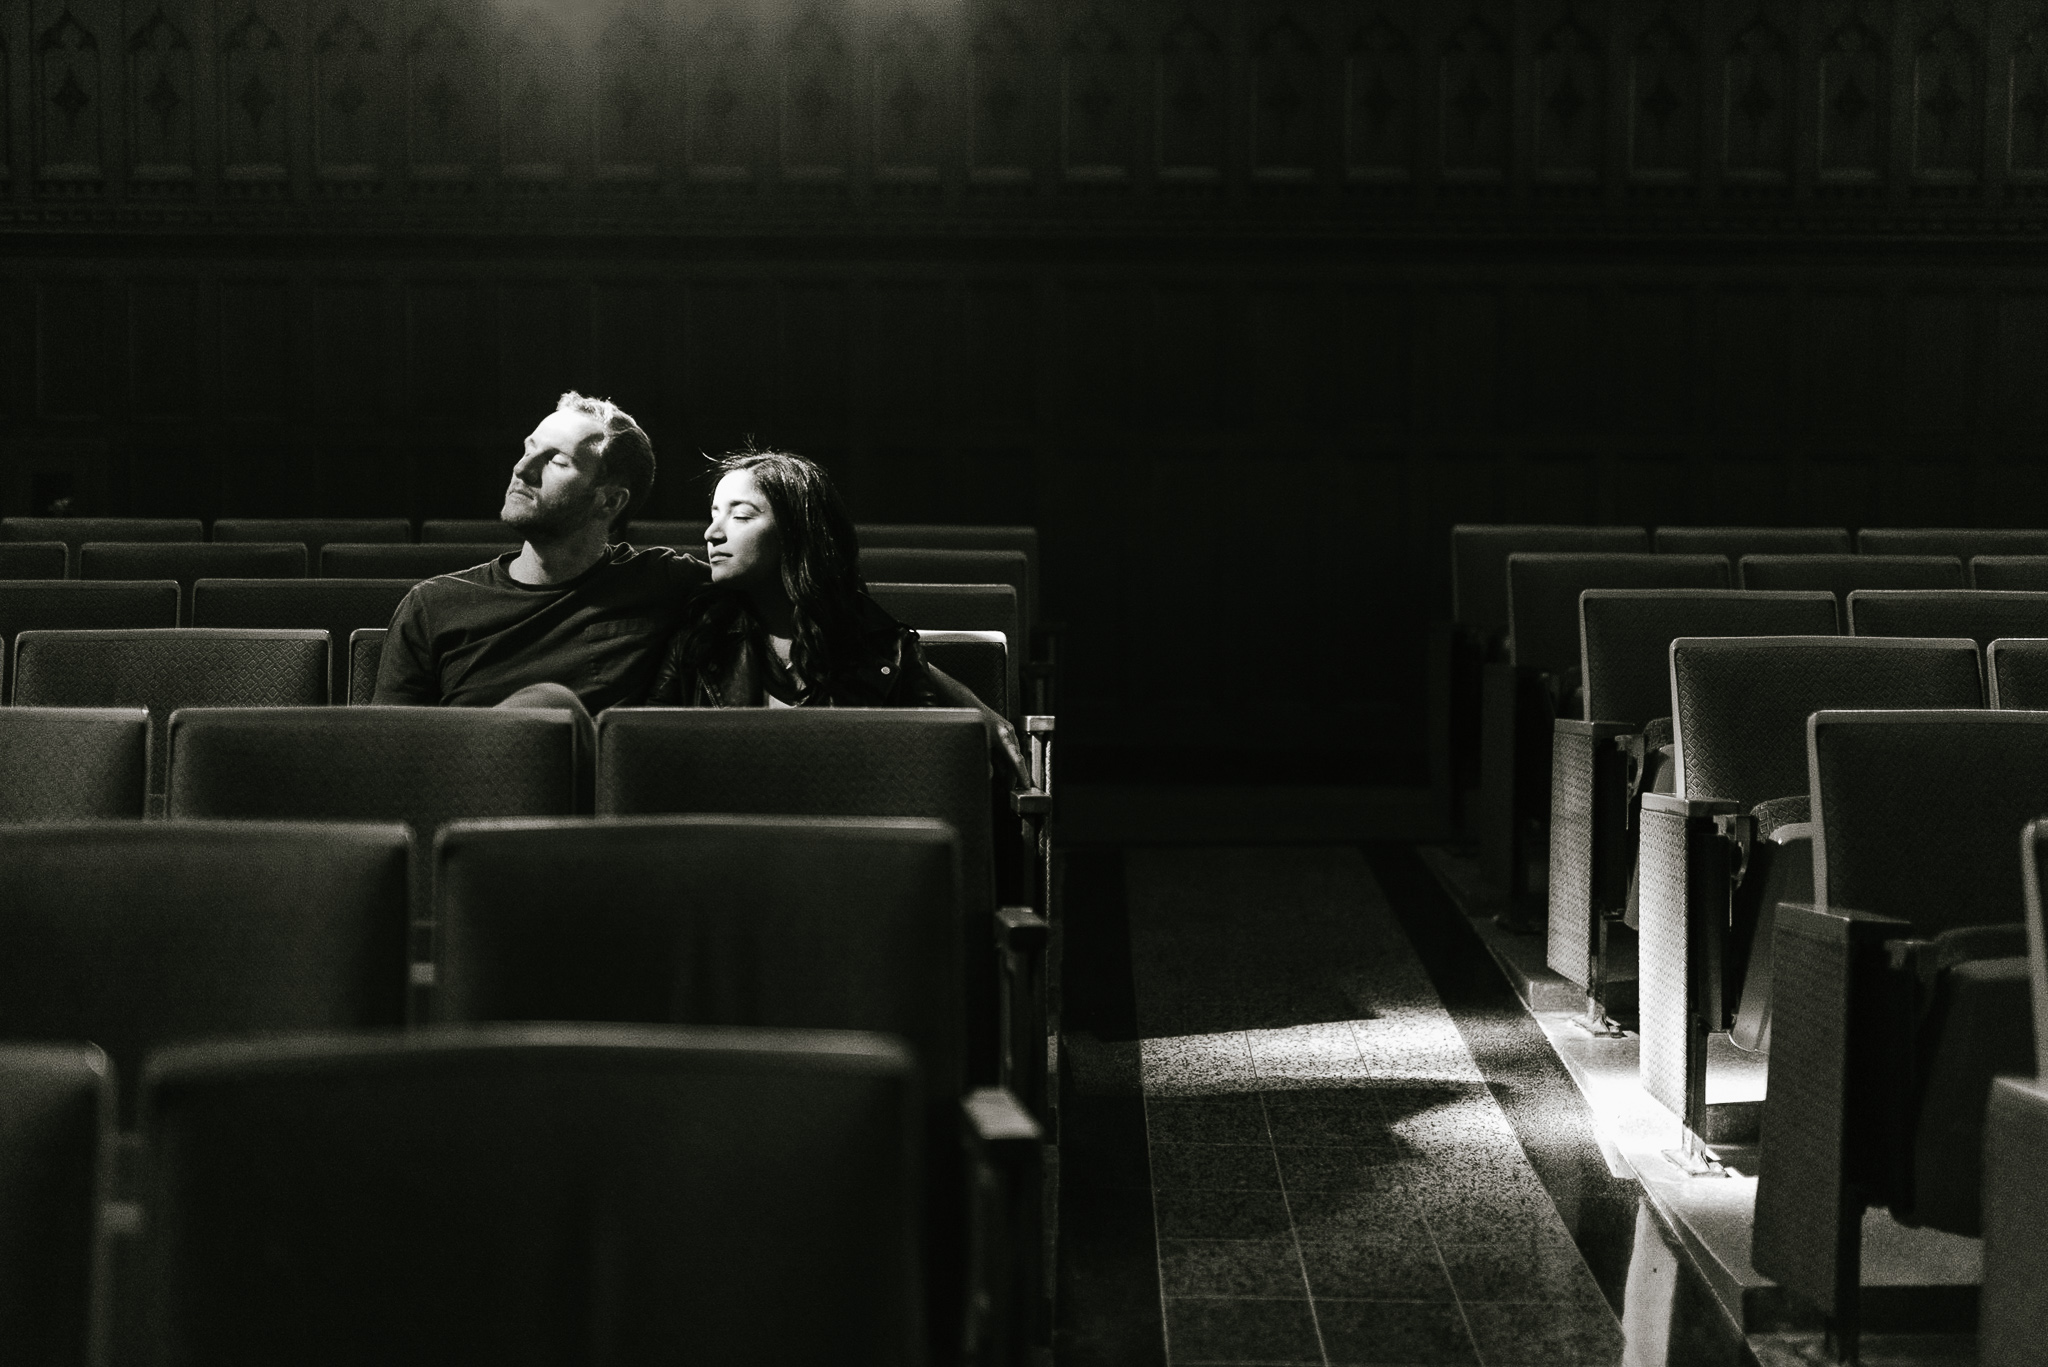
top-left (1123, 846), bottom-right (1624, 1367)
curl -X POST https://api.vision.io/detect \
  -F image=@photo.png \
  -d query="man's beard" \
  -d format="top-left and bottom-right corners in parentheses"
top-left (501, 487), bottom-right (600, 541)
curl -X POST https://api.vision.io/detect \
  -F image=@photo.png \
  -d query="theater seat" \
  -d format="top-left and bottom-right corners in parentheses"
top-left (0, 519), bottom-right (202, 578)
top-left (11, 629), bottom-right (327, 802)
top-left (1650, 526), bottom-right (1850, 558)
top-left (1856, 527), bottom-right (2048, 558)
top-left (1637, 636), bottom-right (1983, 1152)
top-left (0, 708), bottom-right (148, 820)
top-left (80, 543), bottom-right (306, 626)
top-left (418, 519), bottom-right (519, 545)
top-left (348, 627), bottom-right (387, 705)
top-left (918, 630), bottom-right (1010, 719)
top-left (1752, 711), bottom-right (2048, 1359)
top-left (319, 544), bottom-right (510, 579)
top-left (134, 1026), bottom-right (930, 1367)
top-left (0, 1043), bottom-right (108, 1367)
top-left (0, 543), bottom-right (66, 579)
top-left (1971, 555), bottom-right (2048, 590)
top-left (870, 583), bottom-right (1022, 719)
top-left (1980, 832), bottom-right (2048, 1367)
top-left (210, 518), bottom-right (411, 557)
top-left (1548, 590), bottom-right (1837, 1029)
top-left (1846, 588), bottom-right (2048, 652)
top-left (191, 579), bottom-right (414, 706)
top-left (1988, 638), bottom-right (2048, 708)
top-left (0, 821), bottom-right (410, 1127)
top-left (1738, 553), bottom-right (1964, 604)
top-left (0, 581), bottom-right (179, 703)
top-left (862, 547), bottom-right (1032, 638)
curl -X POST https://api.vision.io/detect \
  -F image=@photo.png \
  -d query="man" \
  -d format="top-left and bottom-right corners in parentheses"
top-left (373, 392), bottom-right (702, 710)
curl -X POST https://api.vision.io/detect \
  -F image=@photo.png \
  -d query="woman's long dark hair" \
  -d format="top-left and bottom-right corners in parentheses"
top-left (679, 447), bottom-right (866, 692)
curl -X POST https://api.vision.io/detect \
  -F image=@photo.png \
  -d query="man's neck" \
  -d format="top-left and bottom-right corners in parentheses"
top-left (509, 525), bottom-right (612, 586)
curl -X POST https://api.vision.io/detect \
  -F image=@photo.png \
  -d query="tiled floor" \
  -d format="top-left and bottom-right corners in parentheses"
top-left (1125, 846), bottom-right (1626, 1367)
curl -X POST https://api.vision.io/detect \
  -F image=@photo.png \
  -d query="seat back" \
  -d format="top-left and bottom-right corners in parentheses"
top-left (1671, 636), bottom-right (1983, 809)
top-left (210, 519), bottom-right (411, 557)
top-left (1650, 526), bottom-right (1851, 558)
top-left (137, 1027), bottom-right (922, 1366)
top-left (349, 627), bottom-right (388, 704)
top-left (167, 708), bottom-right (576, 836)
top-left (918, 631), bottom-right (1009, 718)
top-left (623, 520), bottom-right (707, 549)
top-left (0, 1043), bottom-right (108, 1367)
top-left (868, 583), bottom-right (1021, 713)
top-left (1811, 710), bottom-right (2048, 934)
top-left (1450, 524), bottom-right (1648, 643)
top-left (0, 519), bottom-right (202, 577)
top-left (0, 543), bottom-right (66, 579)
top-left (860, 548), bottom-right (1032, 636)
top-left (2024, 820), bottom-right (2048, 1076)
top-left (0, 708), bottom-right (148, 820)
top-left (81, 544), bottom-right (306, 626)
top-left (1848, 590), bottom-right (2048, 653)
top-left (435, 816), bottom-right (964, 1097)
top-left (0, 582), bottom-right (179, 701)
top-left (1739, 553), bottom-right (1965, 603)
top-left (418, 519), bottom-right (519, 545)
top-left (1857, 528), bottom-right (2048, 558)
top-left (1505, 553), bottom-right (1730, 674)
top-left (12, 630), bottom-right (327, 797)
top-left (1971, 555), bottom-right (2048, 591)
top-left (320, 543), bottom-right (507, 579)
top-left (862, 526), bottom-right (1039, 633)
top-left (1990, 639), bottom-right (2048, 709)
top-left (191, 579), bottom-right (415, 705)
top-left (0, 821), bottom-right (410, 1124)
top-left (1579, 590), bottom-right (1839, 726)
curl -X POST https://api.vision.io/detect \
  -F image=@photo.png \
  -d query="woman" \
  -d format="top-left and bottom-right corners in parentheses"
top-left (647, 449), bottom-right (1030, 779)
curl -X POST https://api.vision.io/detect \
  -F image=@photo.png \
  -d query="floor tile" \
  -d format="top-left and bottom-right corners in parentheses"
top-left (1162, 1297), bottom-right (1324, 1365)
top-left (1437, 1243), bottom-right (1608, 1306)
top-left (1315, 1298), bottom-right (1480, 1364)
top-left (1459, 1300), bottom-right (1625, 1366)
top-left (1151, 1143), bottom-right (1284, 1191)
top-left (1272, 1145), bottom-right (1412, 1191)
top-left (1286, 1186), bottom-right (1427, 1242)
top-left (1149, 1095), bottom-right (1272, 1146)
top-left (1264, 1104), bottom-right (1397, 1149)
top-left (1408, 1188), bottom-right (1570, 1244)
top-left (1298, 1236), bottom-right (1458, 1301)
top-left (1155, 1187), bottom-right (1298, 1241)
top-left (1158, 1239), bottom-right (1309, 1299)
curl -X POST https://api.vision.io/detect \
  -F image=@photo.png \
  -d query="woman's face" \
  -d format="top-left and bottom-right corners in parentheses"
top-left (706, 469), bottom-right (781, 591)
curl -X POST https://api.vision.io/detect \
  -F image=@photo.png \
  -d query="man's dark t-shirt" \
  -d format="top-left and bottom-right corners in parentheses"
top-left (372, 544), bottom-right (708, 711)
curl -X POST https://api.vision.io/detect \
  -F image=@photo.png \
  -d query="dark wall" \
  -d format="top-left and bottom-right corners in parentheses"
top-left (6, 0), bottom-right (2048, 773)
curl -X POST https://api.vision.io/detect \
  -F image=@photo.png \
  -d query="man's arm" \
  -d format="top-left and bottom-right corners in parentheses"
top-left (371, 587), bottom-right (442, 705)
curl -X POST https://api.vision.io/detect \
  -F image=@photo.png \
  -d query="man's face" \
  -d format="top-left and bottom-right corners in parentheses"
top-left (502, 409), bottom-right (615, 539)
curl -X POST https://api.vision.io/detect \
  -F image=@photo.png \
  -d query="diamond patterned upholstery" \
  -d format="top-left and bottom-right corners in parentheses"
top-left (319, 544), bottom-right (509, 580)
top-left (0, 582), bottom-right (179, 702)
top-left (1672, 636), bottom-right (1984, 809)
top-left (12, 629), bottom-right (327, 797)
top-left (348, 628), bottom-right (388, 706)
top-left (0, 1042), bottom-right (106, 1367)
top-left (0, 708), bottom-right (147, 820)
top-left (192, 578), bottom-right (415, 706)
top-left (81, 543), bottom-right (306, 626)
top-left (1989, 638), bottom-right (2048, 709)
top-left (1451, 525), bottom-right (1648, 644)
top-left (1982, 1076), bottom-right (2048, 1366)
top-left (598, 708), bottom-right (998, 1077)
top-left (210, 519), bottom-right (411, 557)
top-left (0, 821), bottom-right (410, 1126)
top-left (137, 1027), bottom-right (923, 1365)
top-left (0, 543), bottom-right (65, 579)
top-left (417, 520), bottom-right (519, 545)
top-left (1847, 589), bottom-right (2048, 652)
top-left (1650, 527), bottom-right (1850, 558)
top-left (0, 519), bottom-right (202, 577)
top-left (1738, 553), bottom-right (1964, 603)
top-left (1580, 589), bottom-right (1839, 726)
top-left (1508, 554), bottom-right (1730, 675)
top-left (1857, 527), bottom-right (2048, 557)
top-left (1971, 555), bottom-right (2048, 590)
top-left (861, 548), bottom-right (1033, 635)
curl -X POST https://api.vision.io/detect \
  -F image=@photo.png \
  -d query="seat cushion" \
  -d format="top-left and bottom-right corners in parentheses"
top-left (1909, 954), bottom-right (2034, 1235)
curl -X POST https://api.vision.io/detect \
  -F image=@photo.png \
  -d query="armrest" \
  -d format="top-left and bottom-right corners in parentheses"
top-left (1768, 822), bottom-right (1815, 846)
top-left (960, 1086), bottom-right (1046, 1367)
top-left (1640, 792), bottom-right (1741, 820)
top-left (1553, 719), bottom-right (1636, 739)
top-left (996, 907), bottom-right (1051, 1126)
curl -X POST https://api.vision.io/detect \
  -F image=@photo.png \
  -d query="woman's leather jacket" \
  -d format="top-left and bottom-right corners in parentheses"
top-left (644, 592), bottom-right (940, 708)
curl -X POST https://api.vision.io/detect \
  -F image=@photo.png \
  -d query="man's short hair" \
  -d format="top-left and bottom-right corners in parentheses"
top-left (557, 391), bottom-right (655, 533)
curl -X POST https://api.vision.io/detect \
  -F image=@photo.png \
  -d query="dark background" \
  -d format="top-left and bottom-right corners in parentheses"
top-left (6, 0), bottom-right (2048, 778)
